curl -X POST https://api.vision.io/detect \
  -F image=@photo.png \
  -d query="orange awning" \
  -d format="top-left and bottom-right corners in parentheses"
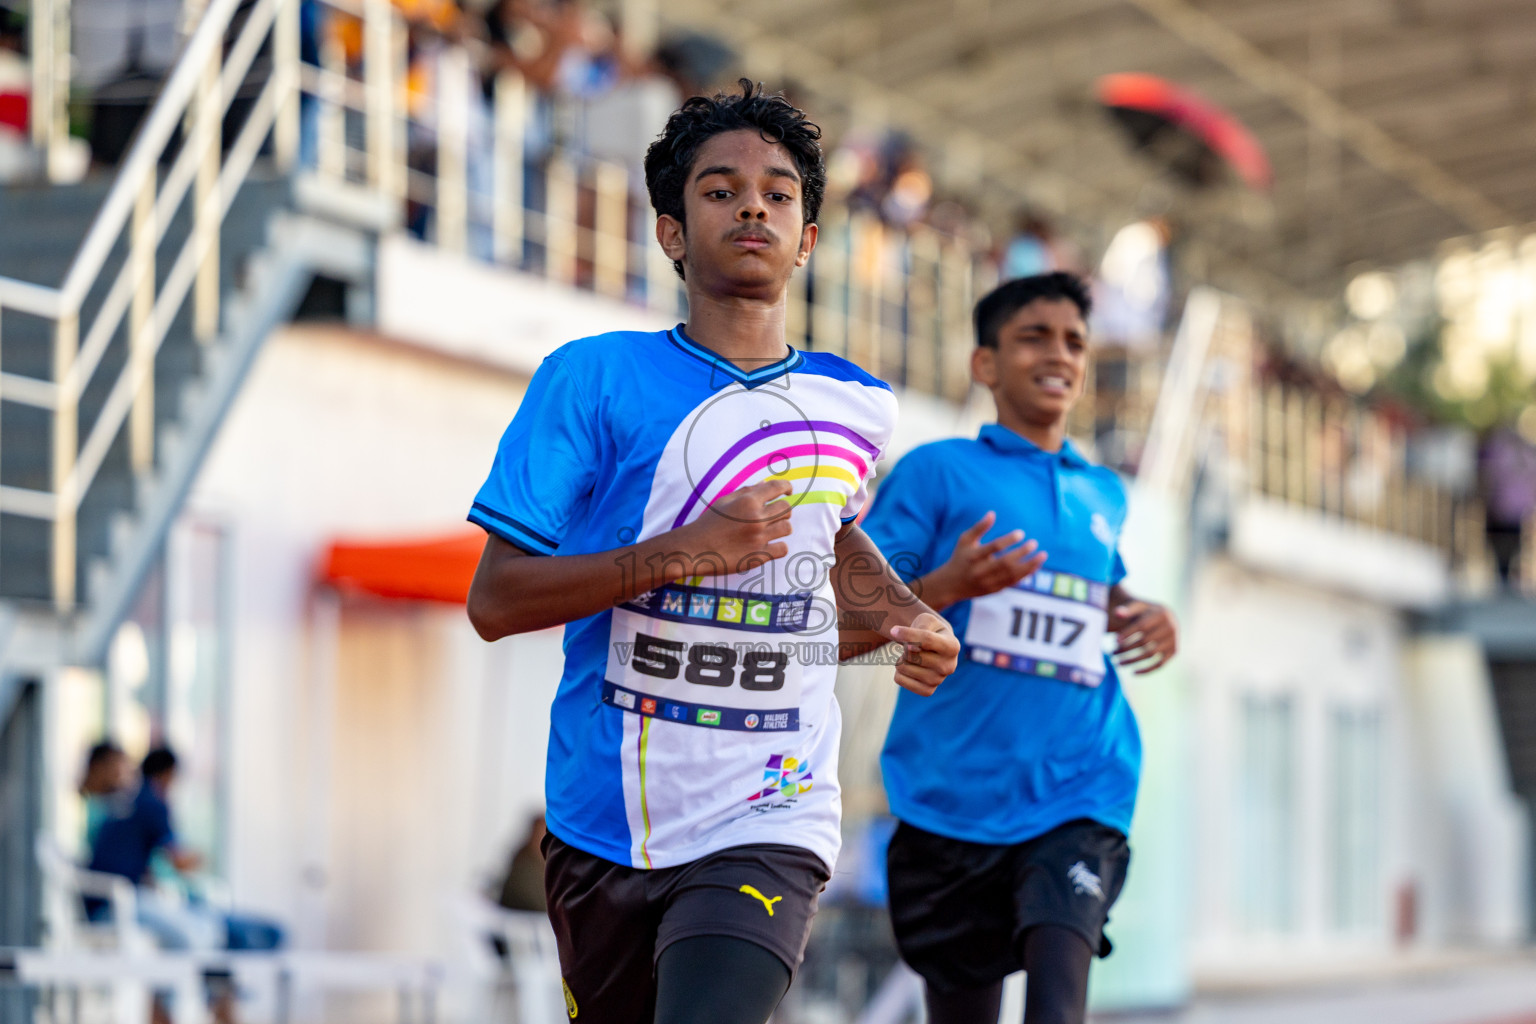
top-left (319, 527), bottom-right (486, 604)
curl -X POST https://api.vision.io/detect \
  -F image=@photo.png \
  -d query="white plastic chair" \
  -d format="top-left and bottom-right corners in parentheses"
top-left (452, 895), bottom-right (565, 1024)
top-left (34, 833), bottom-right (153, 955)
top-left (34, 833), bottom-right (159, 1024)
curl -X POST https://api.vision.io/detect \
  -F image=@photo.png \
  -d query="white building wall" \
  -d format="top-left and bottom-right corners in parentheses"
top-left (1184, 553), bottom-right (1528, 980)
top-left (1185, 558), bottom-right (1410, 974)
top-left (185, 323), bottom-right (562, 951)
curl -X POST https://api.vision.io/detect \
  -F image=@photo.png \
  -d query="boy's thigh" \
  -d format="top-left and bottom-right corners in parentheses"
top-left (656, 843), bottom-right (831, 974)
top-left (1013, 818), bottom-right (1130, 958)
top-left (542, 834), bottom-right (664, 1023)
top-left (886, 821), bottom-right (1019, 991)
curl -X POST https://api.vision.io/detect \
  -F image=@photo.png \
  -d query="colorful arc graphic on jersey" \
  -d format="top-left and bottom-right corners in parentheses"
top-left (673, 421), bottom-right (879, 528)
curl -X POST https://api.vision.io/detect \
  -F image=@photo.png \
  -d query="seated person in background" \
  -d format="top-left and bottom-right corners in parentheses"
top-left (496, 813), bottom-right (548, 914)
top-left (89, 746), bottom-right (283, 951)
top-left (78, 740), bottom-right (132, 853)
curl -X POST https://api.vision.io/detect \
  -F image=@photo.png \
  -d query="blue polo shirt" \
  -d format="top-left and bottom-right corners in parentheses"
top-left (89, 784), bottom-right (176, 885)
top-left (863, 424), bottom-right (1141, 844)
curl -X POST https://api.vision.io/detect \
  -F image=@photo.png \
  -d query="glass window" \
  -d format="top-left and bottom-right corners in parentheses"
top-left (1329, 706), bottom-right (1383, 933)
top-left (1235, 691), bottom-right (1297, 934)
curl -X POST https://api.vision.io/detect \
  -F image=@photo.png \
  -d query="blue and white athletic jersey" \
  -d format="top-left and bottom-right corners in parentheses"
top-left (863, 424), bottom-right (1142, 845)
top-left (470, 326), bottom-right (897, 871)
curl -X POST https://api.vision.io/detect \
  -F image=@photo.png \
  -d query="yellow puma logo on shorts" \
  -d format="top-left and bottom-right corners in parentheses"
top-left (563, 978), bottom-right (577, 1018)
top-left (739, 884), bottom-right (782, 916)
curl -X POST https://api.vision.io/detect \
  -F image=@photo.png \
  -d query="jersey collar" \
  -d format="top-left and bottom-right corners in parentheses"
top-left (977, 423), bottom-right (1090, 468)
top-left (668, 324), bottom-right (804, 388)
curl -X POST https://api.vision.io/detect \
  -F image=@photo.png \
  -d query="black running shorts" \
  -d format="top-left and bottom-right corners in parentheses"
top-left (886, 818), bottom-right (1129, 992)
top-left (543, 833), bottom-right (830, 1022)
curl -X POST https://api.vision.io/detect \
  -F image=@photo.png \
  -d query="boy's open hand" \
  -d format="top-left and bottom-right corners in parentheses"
top-left (1110, 600), bottom-right (1178, 674)
top-left (680, 479), bottom-right (795, 572)
top-left (925, 511), bottom-right (1047, 608)
top-left (889, 611), bottom-right (960, 696)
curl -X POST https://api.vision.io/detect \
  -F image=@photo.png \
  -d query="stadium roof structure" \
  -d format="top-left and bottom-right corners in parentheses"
top-left (658, 0), bottom-right (1536, 305)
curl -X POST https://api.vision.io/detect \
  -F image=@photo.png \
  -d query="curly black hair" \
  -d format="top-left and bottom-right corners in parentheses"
top-left (644, 79), bottom-right (826, 278)
top-left (974, 272), bottom-right (1094, 348)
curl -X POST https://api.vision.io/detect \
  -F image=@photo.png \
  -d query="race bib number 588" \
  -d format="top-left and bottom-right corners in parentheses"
top-left (603, 582), bottom-right (807, 731)
top-left (962, 570), bottom-right (1111, 687)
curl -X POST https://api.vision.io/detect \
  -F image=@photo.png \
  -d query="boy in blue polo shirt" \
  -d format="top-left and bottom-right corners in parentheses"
top-left (858, 272), bottom-right (1177, 1024)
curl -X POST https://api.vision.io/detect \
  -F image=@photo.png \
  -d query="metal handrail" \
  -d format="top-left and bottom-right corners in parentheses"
top-left (0, 0), bottom-right (300, 610)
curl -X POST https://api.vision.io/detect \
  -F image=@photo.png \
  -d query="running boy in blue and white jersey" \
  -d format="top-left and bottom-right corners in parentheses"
top-left (466, 81), bottom-right (960, 1024)
top-left (857, 272), bottom-right (1178, 1024)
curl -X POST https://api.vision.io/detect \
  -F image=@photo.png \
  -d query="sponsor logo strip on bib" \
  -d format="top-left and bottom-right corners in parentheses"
top-left (620, 581), bottom-right (813, 632)
top-left (604, 681), bottom-right (797, 731)
top-left (962, 569), bottom-right (1110, 687)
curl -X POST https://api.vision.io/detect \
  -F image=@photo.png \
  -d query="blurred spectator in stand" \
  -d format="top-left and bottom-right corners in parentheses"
top-left (1481, 426), bottom-right (1536, 586)
top-left (879, 135), bottom-right (931, 227)
top-left (482, 0), bottom-right (627, 100)
top-left (0, 6), bottom-right (33, 181)
top-left (495, 812), bottom-right (548, 913)
top-left (73, 0), bottom-right (184, 166)
top-left (838, 130), bottom-right (931, 226)
top-left (998, 209), bottom-right (1080, 279)
top-left (78, 740), bottom-right (133, 855)
top-left (652, 30), bottom-right (735, 100)
top-left (383, 0), bottom-right (500, 253)
top-left (1000, 210), bottom-right (1054, 279)
top-left (1093, 215), bottom-right (1173, 349)
top-left (828, 129), bottom-right (880, 213)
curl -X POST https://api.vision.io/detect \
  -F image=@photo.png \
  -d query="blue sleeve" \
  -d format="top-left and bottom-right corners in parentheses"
top-left (469, 355), bottom-right (601, 555)
top-left (1110, 549), bottom-right (1127, 586)
top-left (148, 798), bottom-right (175, 851)
top-left (860, 450), bottom-right (940, 583)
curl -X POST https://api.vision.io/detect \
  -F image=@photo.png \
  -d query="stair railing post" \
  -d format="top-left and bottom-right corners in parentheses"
top-left (492, 70), bottom-right (526, 267)
top-left (273, 0), bottom-right (300, 170)
top-left (27, 0), bottom-right (52, 152)
top-left (392, 14), bottom-right (409, 209)
top-left (436, 44), bottom-right (471, 255)
top-left (363, 0), bottom-right (394, 194)
top-left (193, 46), bottom-right (223, 344)
top-left (34, 0), bottom-right (72, 182)
top-left (317, 28), bottom-right (346, 181)
top-left (129, 176), bottom-right (157, 473)
top-left (52, 314), bottom-right (79, 611)
top-left (645, 210), bottom-right (675, 314)
top-left (593, 160), bottom-right (627, 299)
top-left (545, 154), bottom-right (577, 286)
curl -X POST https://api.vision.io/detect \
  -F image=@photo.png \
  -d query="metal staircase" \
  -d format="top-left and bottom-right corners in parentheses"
top-left (0, 0), bottom-right (376, 682)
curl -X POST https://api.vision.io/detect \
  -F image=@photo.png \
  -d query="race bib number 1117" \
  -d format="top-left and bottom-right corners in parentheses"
top-left (962, 570), bottom-right (1110, 687)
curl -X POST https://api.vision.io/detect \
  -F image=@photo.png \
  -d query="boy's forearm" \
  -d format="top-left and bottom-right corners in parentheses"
top-left (832, 525), bottom-right (941, 661)
top-left (906, 564), bottom-right (963, 615)
top-left (468, 531), bottom-right (703, 640)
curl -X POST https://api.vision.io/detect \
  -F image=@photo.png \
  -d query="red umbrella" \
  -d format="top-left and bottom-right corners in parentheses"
top-left (1097, 72), bottom-right (1272, 191)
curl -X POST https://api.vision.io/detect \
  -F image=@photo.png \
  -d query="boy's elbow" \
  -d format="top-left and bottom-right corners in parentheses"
top-left (467, 585), bottom-right (515, 641)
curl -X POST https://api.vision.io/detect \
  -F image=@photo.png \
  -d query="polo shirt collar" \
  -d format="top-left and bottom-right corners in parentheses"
top-left (977, 423), bottom-right (1090, 468)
